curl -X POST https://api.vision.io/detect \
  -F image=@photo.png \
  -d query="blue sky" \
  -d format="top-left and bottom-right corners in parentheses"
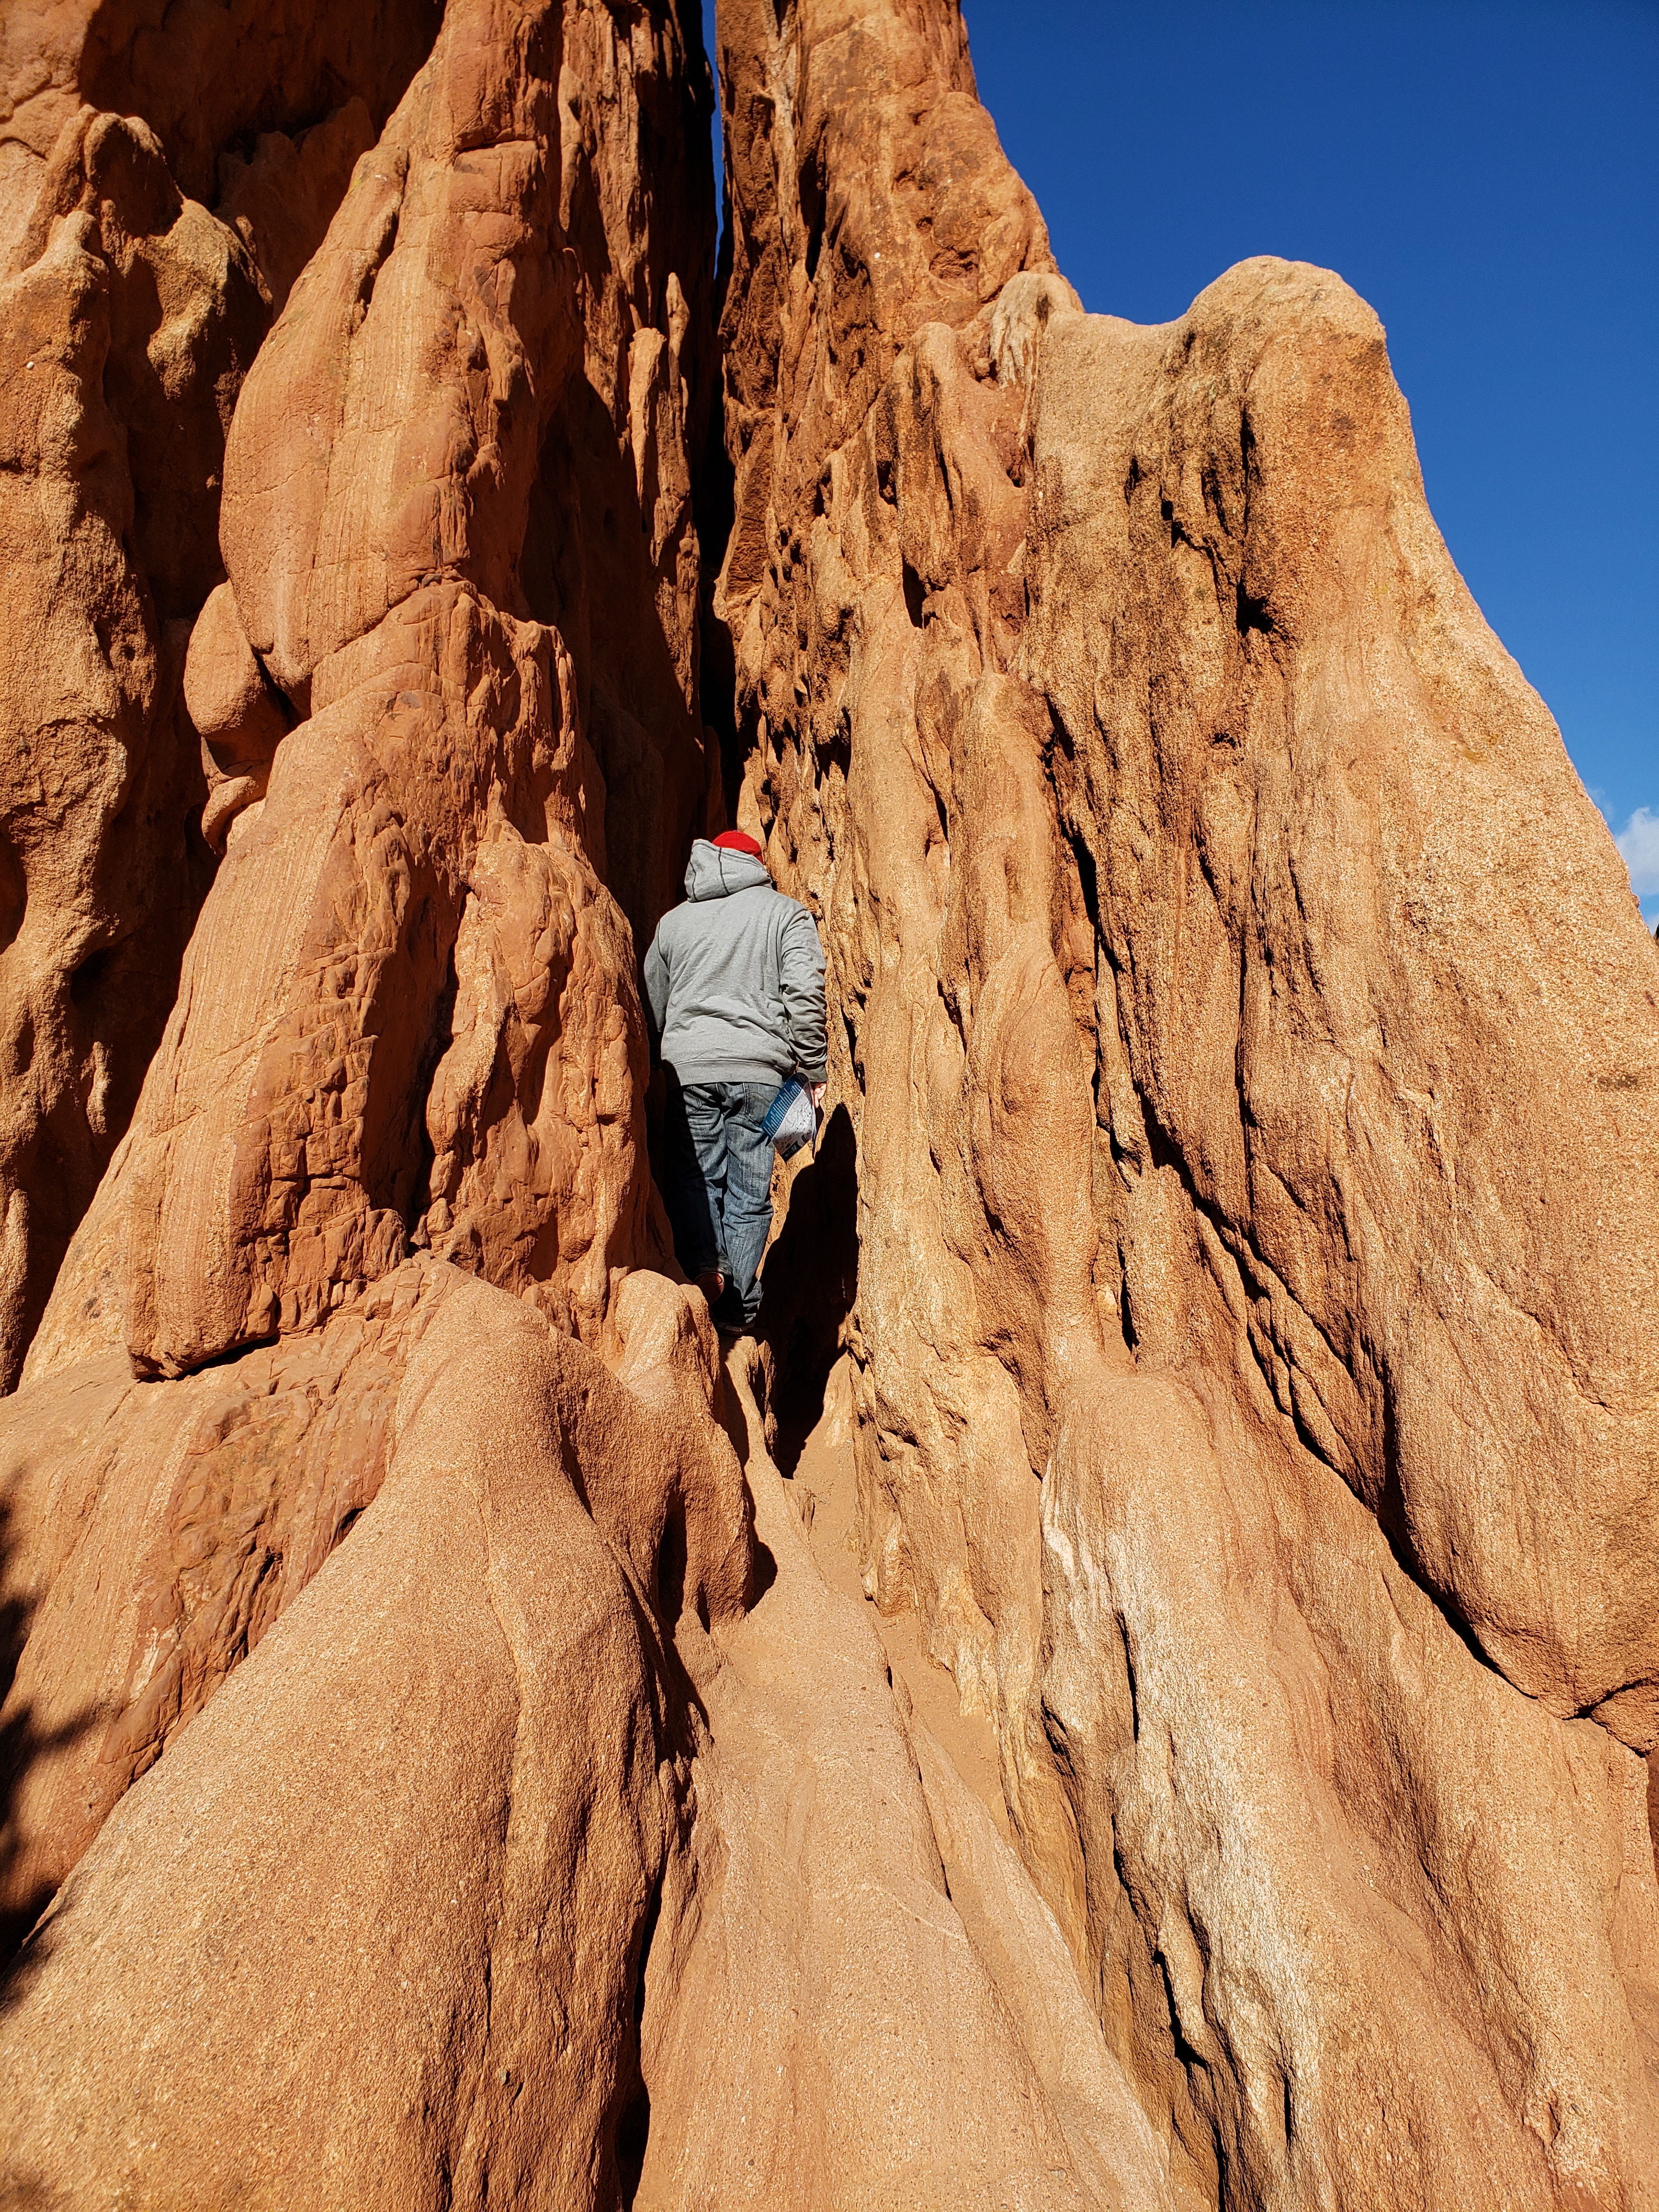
top-left (704, 4), bottom-right (1657, 923)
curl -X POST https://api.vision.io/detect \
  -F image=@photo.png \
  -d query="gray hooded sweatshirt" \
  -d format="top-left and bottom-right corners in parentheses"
top-left (642, 840), bottom-right (827, 1088)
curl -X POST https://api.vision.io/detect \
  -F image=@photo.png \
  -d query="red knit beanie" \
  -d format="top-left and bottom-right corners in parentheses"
top-left (713, 830), bottom-right (765, 860)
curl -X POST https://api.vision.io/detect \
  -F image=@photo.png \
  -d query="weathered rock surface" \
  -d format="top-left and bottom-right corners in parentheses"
top-left (1, 1268), bottom-right (756, 2209)
top-left (712, 0), bottom-right (1659, 2203)
top-left (0, 0), bottom-right (447, 1390)
top-left (1, 0), bottom-right (1656, 2205)
top-left (0, 0), bottom-right (442, 270)
top-left (27, 0), bottom-right (722, 1389)
top-left (1, 1294), bottom-right (1177, 2212)
top-left (0, 111), bottom-right (255, 1390)
top-left (634, 1343), bottom-right (1177, 2212)
top-left (4, 0), bottom-right (729, 1974)
top-left (1, 1256), bottom-right (437, 1954)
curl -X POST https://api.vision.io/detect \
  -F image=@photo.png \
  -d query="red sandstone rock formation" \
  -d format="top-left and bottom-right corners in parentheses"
top-left (0, 0), bottom-right (446, 1388)
top-left (2, 1271), bottom-right (757, 2208)
top-left (0, 0), bottom-right (443, 270)
top-left (22, 0), bottom-right (724, 1391)
top-left (3, 0), bottom-right (723, 1918)
top-left (712, 1), bottom-right (1659, 2204)
top-left (0, 0), bottom-right (1655, 2205)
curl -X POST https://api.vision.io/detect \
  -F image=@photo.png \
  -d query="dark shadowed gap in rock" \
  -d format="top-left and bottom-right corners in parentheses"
top-left (0, 1494), bottom-right (99, 1976)
top-left (822, 707), bottom-right (851, 780)
top-left (748, 1537), bottom-right (778, 1602)
top-left (132, 1327), bottom-right (286, 1384)
top-left (66, 941), bottom-right (120, 1009)
top-left (799, 142), bottom-right (828, 284)
top-left (1067, 823), bottom-right (1100, 935)
top-left (1374, 1379), bottom-right (1504, 1683)
top-left (0, 837), bottom-right (26, 962)
top-left (656, 1511), bottom-right (688, 1628)
top-left (699, 556), bottom-right (742, 824)
top-left (758, 1105), bottom-right (860, 1477)
top-left (902, 558), bottom-right (927, 628)
top-left (696, 0), bottom-right (742, 828)
top-left (374, 910), bottom-right (459, 1249)
top-left (689, 16), bottom-right (861, 1479)
top-left (1117, 1615), bottom-right (1141, 1743)
top-left (1236, 577), bottom-right (1274, 636)
top-left (841, 1009), bottom-right (860, 1085)
top-left (524, 373), bottom-right (713, 953)
top-left (614, 1871), bottom-right (663, 2206)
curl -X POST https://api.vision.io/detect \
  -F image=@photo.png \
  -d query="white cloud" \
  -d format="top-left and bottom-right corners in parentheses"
top-left (1614, 806), bottom-right (1659, 900)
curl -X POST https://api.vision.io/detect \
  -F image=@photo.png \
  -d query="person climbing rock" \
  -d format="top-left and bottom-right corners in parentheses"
top-left (642, 830), bottom-right (828, 1334)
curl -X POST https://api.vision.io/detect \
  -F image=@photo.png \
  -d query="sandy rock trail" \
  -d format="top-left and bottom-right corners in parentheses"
top-left (789, 1351), bottom-right (1011, 1842)
top-left (629, 1340), bottom-right (1176, 2211)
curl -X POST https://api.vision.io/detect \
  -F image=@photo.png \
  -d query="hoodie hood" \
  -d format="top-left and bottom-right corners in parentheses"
top-left (684, 838), bottom-right (772, 901)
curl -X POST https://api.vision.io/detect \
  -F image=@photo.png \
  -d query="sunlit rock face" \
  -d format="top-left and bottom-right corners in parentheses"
top-left (0, 0), bottom-right (742, 2174)
top-left (0, 0), bottom-right (1655, 2205)
top-left (0, 0), bottom-right (445, 1390)
top-left (711, 0), bottom-right (1659, 2203)
top-left (15, 0), bottom-right (732, 1395)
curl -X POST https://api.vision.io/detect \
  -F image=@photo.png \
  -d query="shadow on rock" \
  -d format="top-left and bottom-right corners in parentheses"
top-left (757, 1103), bottom-right (859, 1477)
top-left (0, 1494), bottom-right (96, 1992)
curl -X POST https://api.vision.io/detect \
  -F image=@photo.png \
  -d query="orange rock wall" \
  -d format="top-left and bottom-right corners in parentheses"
top-left (1, 1268), bottom-right (758, 2207)
top-left (22, 0), bottom-right (725, 1390)
top-left (712, 0), bottom-right (1659, 2203)
top-left (3, 0), bottom-right (725, 1949)
top-left (0, 0), bottom-right (446, 1389)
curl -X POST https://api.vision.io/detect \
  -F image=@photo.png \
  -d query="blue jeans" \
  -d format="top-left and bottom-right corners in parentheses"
top-left (662, 1076), bottom-right (777, 1326)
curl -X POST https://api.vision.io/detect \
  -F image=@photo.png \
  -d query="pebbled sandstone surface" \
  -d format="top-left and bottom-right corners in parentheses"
top-left (0, 0), bottom-right (1655, 2205)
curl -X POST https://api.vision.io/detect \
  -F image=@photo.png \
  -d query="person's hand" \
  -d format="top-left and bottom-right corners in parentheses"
top-left (810, 1082), bottom-right (827, 1112)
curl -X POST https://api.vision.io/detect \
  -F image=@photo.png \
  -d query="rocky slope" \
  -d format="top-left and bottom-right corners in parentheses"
top-left (1, 0), bottom-right (1655, 2205)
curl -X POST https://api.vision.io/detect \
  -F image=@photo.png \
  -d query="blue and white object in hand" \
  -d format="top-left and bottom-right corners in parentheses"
top-left (761, 1079), bottom-right (817, 1160)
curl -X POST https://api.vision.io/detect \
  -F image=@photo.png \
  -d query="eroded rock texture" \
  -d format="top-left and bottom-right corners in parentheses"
top-left (3, 5), bottom-right (1185, 2204)
top-left (1, 0), bottom-right (1655, 2205)
top-left (2, 1267), bottom-right (757, 2208)
top-left (0, 0), bottom-right (443, 272)
top-left (3, 0), bottom-right (725, 1927)
top-left (25, 0), bottom-right (724, 1387)
top-left (713, 0), bottom-right (1659, 2204)
top-left (0, 0), bottom-right (446, 1389)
